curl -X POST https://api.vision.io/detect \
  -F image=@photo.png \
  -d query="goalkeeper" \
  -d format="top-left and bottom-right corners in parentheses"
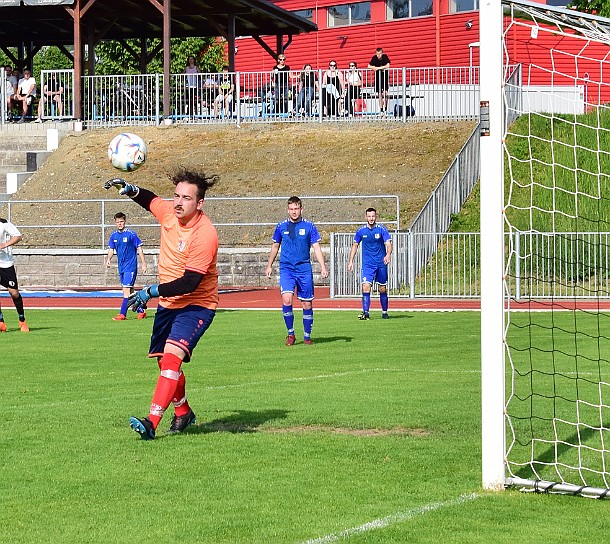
top-left (104, 168), bottom-right (219, 440)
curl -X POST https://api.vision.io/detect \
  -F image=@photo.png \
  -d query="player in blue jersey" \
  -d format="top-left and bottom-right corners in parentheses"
top-left (106, 212), bottom-right (148, 321)
top-left (347, 208), bottom-right (393, 320)
top-left (265, 196), bottom-right (329, 345)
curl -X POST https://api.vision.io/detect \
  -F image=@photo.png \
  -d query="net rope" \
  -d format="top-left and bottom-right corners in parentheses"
top-left (502, 1), bottom-right (610, 496)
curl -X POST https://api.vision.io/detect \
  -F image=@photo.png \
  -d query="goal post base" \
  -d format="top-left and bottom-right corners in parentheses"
top-left (507, 477), bottom-right (610, 500)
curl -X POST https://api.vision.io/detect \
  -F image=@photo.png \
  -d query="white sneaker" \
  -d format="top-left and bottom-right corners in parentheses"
top-left (34, 118), bottom-right (42, 123)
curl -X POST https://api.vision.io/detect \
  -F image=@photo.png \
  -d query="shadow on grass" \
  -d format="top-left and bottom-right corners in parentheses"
top-left (513, 425), bottom-right (600, 481)
top-left (191, 409), bottom-right (290, 434)
top-left (309, 335), bottom-right (353, 344)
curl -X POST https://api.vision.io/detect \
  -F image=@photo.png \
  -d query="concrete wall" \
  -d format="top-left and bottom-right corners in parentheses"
top-left (11, 248), bottom-right (329, 289)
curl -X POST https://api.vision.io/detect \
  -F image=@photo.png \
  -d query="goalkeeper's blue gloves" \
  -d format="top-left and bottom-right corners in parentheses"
top-left (103, 177), bottom-right (139, 197)
top-left (127, 285), bottom-right (159, 313)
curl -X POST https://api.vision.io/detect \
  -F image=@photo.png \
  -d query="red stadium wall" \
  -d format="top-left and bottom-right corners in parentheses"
top-left (231, 1), bottom-right (610, 103)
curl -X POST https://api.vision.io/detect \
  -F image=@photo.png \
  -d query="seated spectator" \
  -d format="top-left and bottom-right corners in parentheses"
top-left (345, 61), bottom-right (363, 116)
top-left (201, 73), bottom-right (217, 114)
top-left (322, 60), bottom-right (344, 118)
top-left (296, 64), bottom-right (317, 117)
top-left (4, 66), bottom-right (16, 120)
top-left (35, 73), bottom-right (64, 123)
top-left (214, 66), bottom-right (234, 117)
top-left (13, 69), bottom-right (36, 123)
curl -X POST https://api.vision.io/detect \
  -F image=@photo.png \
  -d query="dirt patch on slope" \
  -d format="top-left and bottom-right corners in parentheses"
top-left (11, 121), bottom-right (475, 247)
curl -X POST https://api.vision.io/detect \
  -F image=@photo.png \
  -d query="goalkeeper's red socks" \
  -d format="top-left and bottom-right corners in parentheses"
top-left (171, 371), bottom-right (193, 418)
top-left (148, 352), bottom-right (182, 429)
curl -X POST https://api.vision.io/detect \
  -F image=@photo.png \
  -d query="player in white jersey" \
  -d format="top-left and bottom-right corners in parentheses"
top-left (0, 218), bottom-right (29, 332)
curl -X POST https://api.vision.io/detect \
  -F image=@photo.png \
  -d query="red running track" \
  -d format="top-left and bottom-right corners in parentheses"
top-left (15, 287), bottom-right (610, 311)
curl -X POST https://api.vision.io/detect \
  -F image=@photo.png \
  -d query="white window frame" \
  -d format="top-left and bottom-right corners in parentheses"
top-left (327, 2), bottom-right (371, 27)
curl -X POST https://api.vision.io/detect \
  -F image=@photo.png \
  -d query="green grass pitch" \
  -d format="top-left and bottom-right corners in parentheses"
top-left (1, 309), bottom-right (608, 543)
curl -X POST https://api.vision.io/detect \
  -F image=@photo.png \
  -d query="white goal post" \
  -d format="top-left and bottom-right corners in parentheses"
top-left (480, 0), bottom-right (610, 498)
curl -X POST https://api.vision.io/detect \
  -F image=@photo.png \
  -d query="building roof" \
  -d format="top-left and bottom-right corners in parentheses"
top-left (0, 0), bottom-right (317, 47)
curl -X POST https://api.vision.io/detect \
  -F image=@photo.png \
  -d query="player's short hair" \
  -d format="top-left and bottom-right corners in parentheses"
top-left (366, 207), bottom-right (377, 214)
top-left (114, 212), bottom-right (126, 220)
top-left (288, 196), bottom-right (302, 207)
top-left (376, 47), bottom-right (383, 53)
top-left (169, 167), bottom-right (218, 201)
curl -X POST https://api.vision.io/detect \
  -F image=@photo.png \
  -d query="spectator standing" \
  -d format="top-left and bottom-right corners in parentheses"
top-left (368, 47), bottom-right (391, 116)
top-left (296, 64), bottom-right (317, 117)
top-left (272, 54), bottom-right (291, 114)
top-left (347, 208), bottom-right (393, 320)
top-left (322, 60), bottom-right (344, 117)
top-left (106, 212), bottom-right (148, 321)
top-left (265, 196), bottom-right (328, 346)
top-left (345, 61), bottom-right (363, 116)
top-left (13, 69), bottom-right (36, 123)
top-left (35, 73), bottom-right (64, 122)
top-left (104, 168), bottom-right (219, 440)
top-left (184, 55), bottom-right (200, 119)
top-left (0, 217), bottom-right (29, 332)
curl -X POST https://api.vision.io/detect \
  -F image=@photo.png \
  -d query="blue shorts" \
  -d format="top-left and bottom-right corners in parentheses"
top-left (119, 269), bottom-right (137, 288)
top-left (361, 263), bottom-right (388, 286)
top-left (148, 305), bottom-right (216, 362)
top-left (280, 266), bottom-right (314, 301)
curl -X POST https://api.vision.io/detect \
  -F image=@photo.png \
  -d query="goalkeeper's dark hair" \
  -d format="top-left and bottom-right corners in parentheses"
top-left (114, 212), bottom-right (126, 220)
top-left (366, 207), bottom-right (377, 214)
top-left (169, 167), bottom-right (219, 201)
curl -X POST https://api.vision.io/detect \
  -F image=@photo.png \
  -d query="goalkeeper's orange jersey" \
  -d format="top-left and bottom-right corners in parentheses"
top-left (150, 197), bottom-right (218, 310)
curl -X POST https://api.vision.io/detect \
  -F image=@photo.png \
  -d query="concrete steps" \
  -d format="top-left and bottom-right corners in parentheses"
top-left (0, 120), bottom-right (73, 198)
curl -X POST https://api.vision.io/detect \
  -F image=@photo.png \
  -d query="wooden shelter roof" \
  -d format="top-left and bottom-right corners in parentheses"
top-left (0, 0), bottom-right (317, 47)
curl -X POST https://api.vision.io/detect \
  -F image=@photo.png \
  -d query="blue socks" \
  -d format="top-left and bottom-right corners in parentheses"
top-left (380, 292), bottom-right (389, 312)
top-left (362, 292), bottom-right (371, 314)
top-left (282, 305), bottom-right (294, 335)
top-left (120, 298), bottom-right (129, 316)
top-left (303, 308), bottom-right (313, 339)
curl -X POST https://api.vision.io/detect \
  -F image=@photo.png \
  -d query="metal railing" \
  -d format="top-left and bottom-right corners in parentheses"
top-left (331, 231), bottom-right (610, 299)
top-left (406, 125), bottom-right (480, 281)
top-left (1, 66), bottom-right (479, 128)
top-left (0, 194), bottom-right (400, 249)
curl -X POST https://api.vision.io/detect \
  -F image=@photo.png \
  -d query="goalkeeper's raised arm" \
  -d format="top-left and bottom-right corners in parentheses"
top-left (104, 168), bottom-right (221, 442)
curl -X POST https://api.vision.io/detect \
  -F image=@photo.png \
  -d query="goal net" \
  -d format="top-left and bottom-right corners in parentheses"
top-left (480, 0), bottom-right (610, 498)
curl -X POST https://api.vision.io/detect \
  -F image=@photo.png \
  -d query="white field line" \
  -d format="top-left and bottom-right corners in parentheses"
top-left (300, 492), bottom-right (480, 544)
top-left (6, 367), bottom-right (482, 411)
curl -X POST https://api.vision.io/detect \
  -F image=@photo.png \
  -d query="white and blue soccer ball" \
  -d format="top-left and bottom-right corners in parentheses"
top-left (108, 133), bottom-right (147, 172)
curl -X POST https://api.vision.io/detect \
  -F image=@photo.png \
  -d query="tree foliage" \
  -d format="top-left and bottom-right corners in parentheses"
top-left (93, 37), bottom-right (226, 75)
top-left (0, 36), bottom-right (226, 80)
top-left (568, 0), bottom-right (610, 17)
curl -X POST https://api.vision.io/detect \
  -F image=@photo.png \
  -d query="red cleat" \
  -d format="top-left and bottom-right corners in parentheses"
top-left (285, 334), bottom-right (296, 346)
top-left (303, 338), bottom-right (313, 345)
top-left (0, 321), bottom-right (6, 332)
top-left (112, 314), bottom-right (127, 321)
top-left (137, 311), bottom-right (147, 319)
top-left (19, 321), bottom-right (29, 332)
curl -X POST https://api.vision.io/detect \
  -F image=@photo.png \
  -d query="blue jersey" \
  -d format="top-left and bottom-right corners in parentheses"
top-left (108, 228), bottom-right (142, 273)
top-left (354, 223), bottom-right (392, 267)
top-left (272, 218), bottom-right (321, 269)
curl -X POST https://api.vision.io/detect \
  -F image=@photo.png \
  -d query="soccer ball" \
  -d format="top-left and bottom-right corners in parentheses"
top-left (108, 133), bottom-right (147, 172)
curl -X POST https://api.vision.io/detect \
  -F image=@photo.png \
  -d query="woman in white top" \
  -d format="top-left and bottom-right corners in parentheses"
top-left (345, 61), bottom-right (363, 116)
top-left (184, 55), bottom-right (200, 118)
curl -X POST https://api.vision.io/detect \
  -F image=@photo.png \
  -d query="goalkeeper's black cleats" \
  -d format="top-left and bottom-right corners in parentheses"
top-left (129, 416), bottom-right (155, 440)
top-left (167, 410), bottom-right (196, 434)
top-left (358, 312), bottom-right (370, 320)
